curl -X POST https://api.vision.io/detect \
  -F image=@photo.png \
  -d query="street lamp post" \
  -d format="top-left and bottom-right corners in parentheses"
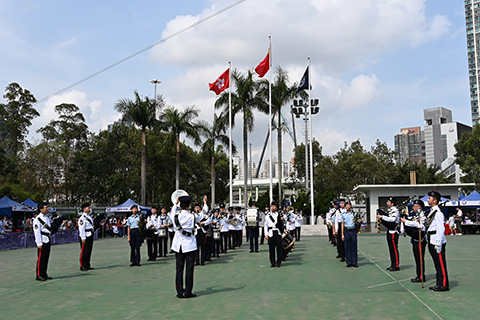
top-left (291, 98), bottom-right (319, 225)
top-left (150, 79), bottom-right (161, 119)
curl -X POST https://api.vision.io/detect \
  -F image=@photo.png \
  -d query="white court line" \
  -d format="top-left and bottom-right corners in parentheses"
top-left (366, 277), bottom-right (411, 289)
top-left (359, 249), bottom-right (444, 320)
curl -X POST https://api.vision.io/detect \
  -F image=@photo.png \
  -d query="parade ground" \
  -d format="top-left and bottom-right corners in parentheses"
top-left (1, 233), bottom-right (478, 320)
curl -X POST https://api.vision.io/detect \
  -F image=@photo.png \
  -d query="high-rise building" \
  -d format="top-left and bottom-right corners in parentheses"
top-left (394, 126), bottom-right (424, 165)
top-left (465, 0), bottom-right (480, 125)
top-left (424, 107), bottom-right (452, 167)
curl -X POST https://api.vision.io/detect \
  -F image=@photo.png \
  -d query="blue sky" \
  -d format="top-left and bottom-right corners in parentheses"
top-left (0, 0), bottom-right (472, 165)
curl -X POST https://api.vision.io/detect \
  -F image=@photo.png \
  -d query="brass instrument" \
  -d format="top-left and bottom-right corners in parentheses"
top-left (228, 218), bottom-right (239, 226)
top-left (171, 189), bottom-right (189, 205)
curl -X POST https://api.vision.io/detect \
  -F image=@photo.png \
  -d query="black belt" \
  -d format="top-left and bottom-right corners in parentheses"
top-left (346, 228), bottom-right (356, 230)
top-left (86, 229), bottom-right (93, 232)
top-left (181, 230), bottom-right (193, 237)
top-left (427, 230), bottom-right (436, 235)
top-left (41, 231), bottom-right (51, 237)
top-left (131, 228), bottom-right (139, 230)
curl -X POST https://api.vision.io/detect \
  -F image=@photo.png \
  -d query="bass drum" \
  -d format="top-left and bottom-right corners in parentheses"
top-left (281, 231), bottom-right (295, 249)
top-left (158, 227), bottom-right (168, 238)
top-left (213, 228), bottom-right (221, 240)
top-left (246, 208), bottom-right (259, 227)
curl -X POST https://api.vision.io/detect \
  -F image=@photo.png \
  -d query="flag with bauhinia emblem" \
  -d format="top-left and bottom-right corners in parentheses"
top-left (209, 69), bottom-right (230, 95)
top-left (297, 66), bottom-right (310, 93)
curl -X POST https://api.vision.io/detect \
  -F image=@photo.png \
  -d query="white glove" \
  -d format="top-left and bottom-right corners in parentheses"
top-left (435, 244), bottom-right (442, 254)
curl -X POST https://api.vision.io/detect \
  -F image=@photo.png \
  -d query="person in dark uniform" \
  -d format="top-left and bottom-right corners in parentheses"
top-left (146, 205), bottom-right (159, 261)
top-left (402, 199), bottom-right (427, 283)
top-left (264, 201), bottom-right (284, 268)
top-left (78, 202), bottom-right (95, 271)
top-left (341, 202), bottom-right (360, 267)
top-left (260, 204), bottom-right (269, 245)
top-left (172, 195), bottom-right (198, 298)
top-left (249, 203), bottom-right (260, 253)
top-left (158, 206), bottom-right (171, 257)
top-left (33, 202), bottom-right (52, 281)
top-left (333, 199), bottom-right (346, 262)
top-left (127, 205), bottom-right (142, 266)
top-left (426, 191), bottom-right (449, 291)
top-left (377, 196), bottom-right (400, 271)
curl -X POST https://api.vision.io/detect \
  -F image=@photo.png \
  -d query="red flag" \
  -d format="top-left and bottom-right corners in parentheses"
top-left (209, 69), bottom-right (229, 95)
top-left (255, 50), bottom-right (270, 78)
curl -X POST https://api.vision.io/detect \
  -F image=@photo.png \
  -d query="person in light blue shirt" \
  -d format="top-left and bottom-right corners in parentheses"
top-left (341, 202), bottom-right (360, 268)
top-left (127, 205), bottom-right (142, 266)
top-left (0, 217), bottom-right (4, 234)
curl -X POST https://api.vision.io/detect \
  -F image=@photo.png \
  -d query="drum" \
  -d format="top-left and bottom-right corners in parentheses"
top-left (158, 227), bottom-right (167, 238)
top-left (246, 209), bottom-right (259, 227)
top-left (213, 228), bottom-right (220, 240)
top-left (281, 231), bottom-right (295, 249)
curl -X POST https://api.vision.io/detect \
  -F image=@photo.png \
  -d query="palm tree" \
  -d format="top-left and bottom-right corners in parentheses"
top-left (158, 106), bottom-right (203, 189)
top-left (115, 91), bottom-right (163, 205)
top-left (260, 66), bottom-right (304, 202)
top-left (215, 69), bottom-right (266, 208)
top-left (199, 114), bottom-right (237, 208)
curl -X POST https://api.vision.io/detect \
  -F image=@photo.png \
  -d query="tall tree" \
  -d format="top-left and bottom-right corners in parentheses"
top-left (38, 103), bottom-right (89, 203)
top-left (158, 106), bottom-right (203, 190)
top-left (115, 91), bottom-right (164, 205)
top-left (0, 83), bottom-right (38, 159)
top-left (199, 114), bottom-right (237, 207)
top-left (215, 69), bottom-right (266, 207)
top-left (455, 124), bottom-right (480, 188)
top-left (260, 66), bottom-right (302, 202)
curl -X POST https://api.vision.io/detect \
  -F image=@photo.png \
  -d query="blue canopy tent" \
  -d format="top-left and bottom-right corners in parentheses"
top-left (21, 198), bottom-right (56, 213)
top-left (0, 196), bottom-right (35, 217)
top-left (447, 190), bottom-right (480, 208)
top-left (105, 199), bottom-right (151, 215)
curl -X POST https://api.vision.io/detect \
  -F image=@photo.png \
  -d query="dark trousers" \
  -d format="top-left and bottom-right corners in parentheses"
top-left (295, 227), bottom-right (301, 241)
top-left (36, 242), bottom-right (51, 278)
top-left (228, 230), bottom-right (235, 249)
top-left (195, 231), bottom-right (206, 264)
top-left (249, 226), bottom-right (259, 251)
top-left (336, 232), bottom-right (345, 258)
top-left (412, 239), bottom-right (426, 279)
top-left (327, 224), bottom-right (333, 243)
top-left (387, 232), bottom-right (400, 269)
top-left (245, 226), bottom-right (251, 242)
top-left (175, 249), bottom-right (195, 296)
top-left (221, 232), bottom-right (229, 253)
top-left (344, 229), bottom-right (357, 266)
top-left (79, 235), bottom-right (94, 269)
top-left (147, 235), bottom-right (158, 260)
top-left (268, 231), bottom-right (283, 267)
top-left (158, 235), bottom-right (168, 256)
top-left (213, 239), bottom-right (221, 257)
top-left (206, 236), bottom-right (213, 259)
top-left (129, 229), bottom-right (142, 264)
top-left (260, 227), bottom-right (265, 244)
top-left (428, 243), bottom-right (449, 288)
top-left (238, 229), bottom-right (243, 246)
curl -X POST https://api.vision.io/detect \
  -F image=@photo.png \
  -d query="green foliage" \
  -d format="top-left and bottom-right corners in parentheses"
top-left (455, 123), bottom-right (480, 190)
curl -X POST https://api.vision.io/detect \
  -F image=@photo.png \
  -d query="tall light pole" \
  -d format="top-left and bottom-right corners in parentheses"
top-left (150, 79), bottom-right (161, 120)
top-left (291, 98), bottom-right (319, 225)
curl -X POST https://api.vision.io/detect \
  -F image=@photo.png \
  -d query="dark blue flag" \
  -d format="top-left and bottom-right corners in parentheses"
top-left (297, 66), bottom-right (310, 92)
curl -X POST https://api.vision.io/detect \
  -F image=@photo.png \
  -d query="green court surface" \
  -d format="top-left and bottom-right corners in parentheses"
top-left (1, 233), bottom-right (478, 320)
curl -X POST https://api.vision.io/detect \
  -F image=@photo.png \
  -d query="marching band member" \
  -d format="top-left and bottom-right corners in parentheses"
top-left (288, 209), bottom-right (296, 239)
top-left (402, 199), bottom-right (427, 283)
top-left (264, 201), bottom-right (284, 268)
top-left (211, 209), bottom-right (222, 257)
top-left (227, 206), bottom-right (236, 249)
top-left (294, 209), bottom-right (302, 242)
top-left (426, 191), bottom-right (449, 292)
top-left (249, 203), bottom-right (261, 253)
top-left (341, 202), bottom-right (360, 268)
top-left (260, 204), bottom-right (269, 245)
top-left (194, 197), bottom-right (209, 266)
top-left (333, 199), bottom-right (346, 262)
top-left (146, 206), bottom-right (159, 261)
top-left (326, 202), bottom-right (338, 245)
top-left (219, 204), bottom-right (230, 253)
top-left (377, 196), bottom-right (400, 271)
top-left (33, 202), bottom-right (53, 281)
top-left (127, 205), bottom-right (142, 267)
top-left (78, 202), bottom-right (95, 271)
top-left (172, 195), bottom-right (197, 298)
top-left (168, 206), bottom-right (175, 253)
top-left (158, 206), bottom-right (171, 257)
top-left (234, 207), bottom-right (244, 247)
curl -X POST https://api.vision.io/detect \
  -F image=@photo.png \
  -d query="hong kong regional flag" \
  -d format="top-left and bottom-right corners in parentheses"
top-left (255, 50), bottom-right (270, 78)
top-left (209, 69), bottom-right (230, 95)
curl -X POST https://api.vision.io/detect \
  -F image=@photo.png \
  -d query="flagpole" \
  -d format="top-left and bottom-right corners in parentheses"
top-left (268, 36), bottom-right (273, 205)
top-left (308, 57), bottom-right (315, 225)
top-left (229, 62), bottom-right (233, 207)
